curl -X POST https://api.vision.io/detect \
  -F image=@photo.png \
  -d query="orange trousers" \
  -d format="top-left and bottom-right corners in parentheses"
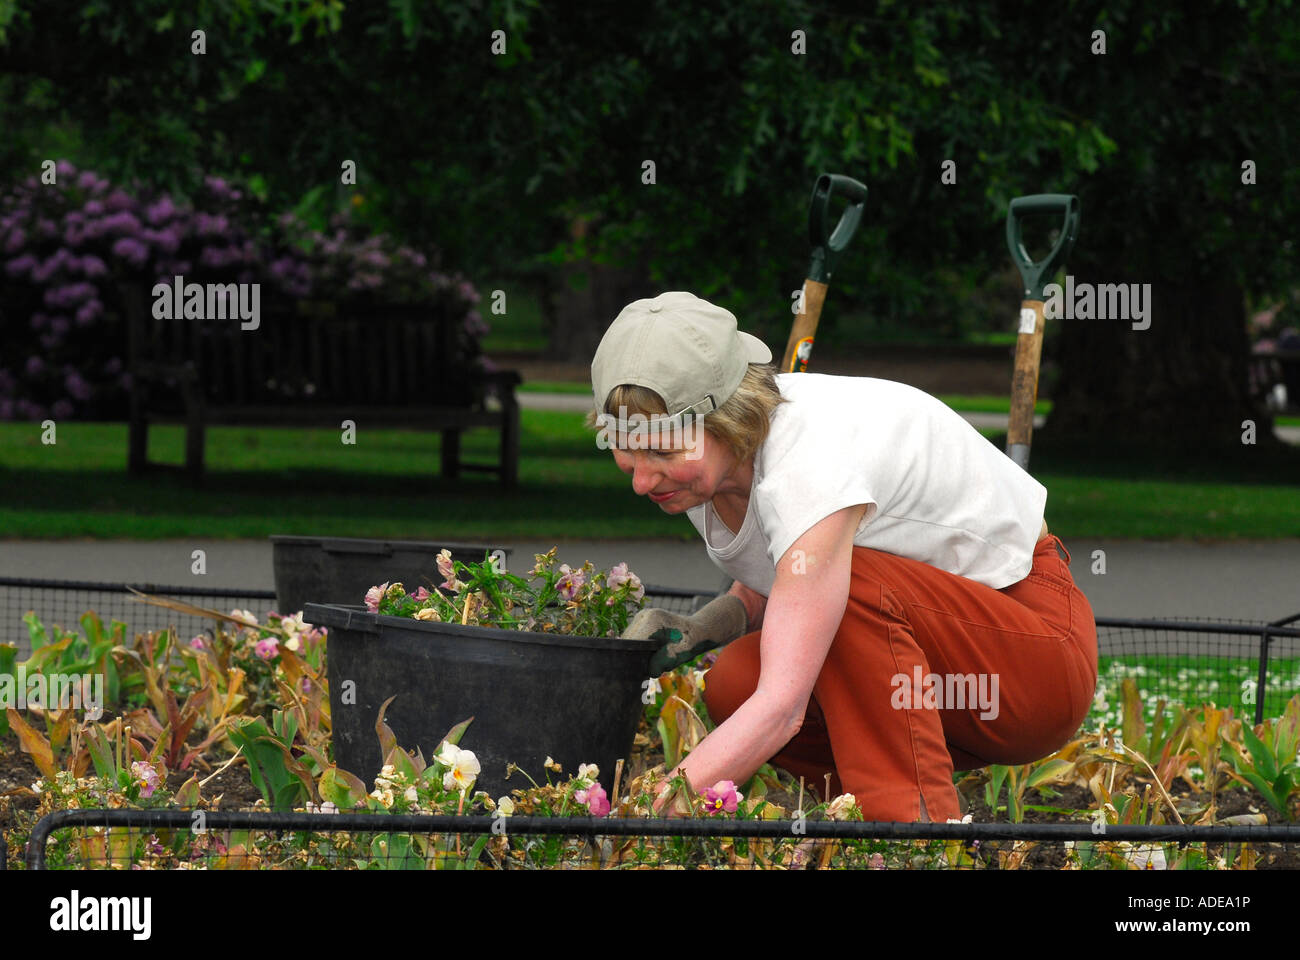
top-left (701, 534), bottom-right (1098, 822)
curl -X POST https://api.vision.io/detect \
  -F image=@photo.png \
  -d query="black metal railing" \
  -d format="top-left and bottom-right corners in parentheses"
top-left (23, 808), bottom-right (1300, 870)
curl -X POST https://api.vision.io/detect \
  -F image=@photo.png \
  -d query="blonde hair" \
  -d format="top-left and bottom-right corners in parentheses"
top-left (586, 363), bottom-right (787, 464)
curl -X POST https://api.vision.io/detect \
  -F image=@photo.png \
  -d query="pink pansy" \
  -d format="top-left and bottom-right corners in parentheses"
top-left (411, 586), bottom-right (431, 602)
top-left (607, 562), bottom-right (645, 602)
top-left (365, 582), bottom-right (389, 612)
top-left (254, 637), bottom-right (279, 660)
top-left (189, 634), bottom-right (208, 650)
top-left (436, 549), bottom-right (466, 591)
top-left (704, 780), bottom-right (742, 814)
top-left (606, 562), bottom-right (632, 589)
top-left (131, 761), bottom-right (160, 798)
top-left (580, 782), bottom-right (610, 817)
top-left (556, 564), bottom-right (585, 601)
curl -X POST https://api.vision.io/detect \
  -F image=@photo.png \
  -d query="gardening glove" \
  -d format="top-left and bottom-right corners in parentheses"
top-left (627, 593), bottom-right (749, 676)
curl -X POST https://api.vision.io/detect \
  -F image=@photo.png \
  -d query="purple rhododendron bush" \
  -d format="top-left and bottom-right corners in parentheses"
top-left (0, 160), bottom-right (489, 422)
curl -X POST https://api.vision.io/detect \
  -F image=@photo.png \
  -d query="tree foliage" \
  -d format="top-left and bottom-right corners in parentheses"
top-left (2, 0), bottom-right (1296, 450)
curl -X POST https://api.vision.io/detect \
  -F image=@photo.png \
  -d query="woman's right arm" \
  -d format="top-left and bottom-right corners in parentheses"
top-left (727, 578), bottom-right (768, 632)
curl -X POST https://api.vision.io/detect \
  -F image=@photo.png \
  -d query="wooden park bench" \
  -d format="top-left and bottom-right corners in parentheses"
top-left (122, 285), bottom-right (520, 488)
top-left (1247, 348), bottom-right (1300, 414)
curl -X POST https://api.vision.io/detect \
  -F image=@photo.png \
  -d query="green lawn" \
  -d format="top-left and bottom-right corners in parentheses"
top-left (517, 385), bottom-right (1300, 427)
top-left (1090, 654), bottom-right (1300, 730)
top-left (2, 410), bottom-right (1298, 540)
top-left (517, 380), bottom-right (595, 395)
top-left (480, 291), bottom-right (549, 353)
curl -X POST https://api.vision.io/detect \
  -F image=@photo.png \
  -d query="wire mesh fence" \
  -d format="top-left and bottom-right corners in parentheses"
top-left (22, 809), bottom-right (1300, 870)
top-left (4, 576), bottom-right (1297, 722)
top-left (1095, 614), bottom-right (1300, 726)
top-left (0, 576), bottom-right (709, 659)
top-left (1, 578), bottom-right (279, 659)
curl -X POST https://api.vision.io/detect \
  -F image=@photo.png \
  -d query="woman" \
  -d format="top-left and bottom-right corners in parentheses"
top-left (589, 291), bottom-right (1098, 822)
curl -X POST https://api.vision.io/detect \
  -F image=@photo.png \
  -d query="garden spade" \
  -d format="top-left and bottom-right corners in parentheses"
top-left (640, 176), bottom-right (868, 682)
top-left (779, 173), bottom-right (868, 373)
top-left (1004, 194), bottom-right (1080, 472)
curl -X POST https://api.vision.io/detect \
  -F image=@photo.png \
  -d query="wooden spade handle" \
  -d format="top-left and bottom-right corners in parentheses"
top-left (1006, 299), bottom-right (1046, 471)
top-left (780, 279), bottom-right (828, 373)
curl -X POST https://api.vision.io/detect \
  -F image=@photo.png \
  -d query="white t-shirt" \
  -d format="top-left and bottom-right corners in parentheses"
top-left (685, 373), bottom-right (1048, 597)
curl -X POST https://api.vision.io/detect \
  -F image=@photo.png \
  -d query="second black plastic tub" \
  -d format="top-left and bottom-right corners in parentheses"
top-left (302, 602), bottom-right (662, 803)
top-left (272, 536), bottom-right (511, 618)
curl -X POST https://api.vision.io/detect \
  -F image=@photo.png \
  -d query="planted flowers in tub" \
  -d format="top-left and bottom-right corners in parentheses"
top-left (363, 548), bottom-right (648, 638)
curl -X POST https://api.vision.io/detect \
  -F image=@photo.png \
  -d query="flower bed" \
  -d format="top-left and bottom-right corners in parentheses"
top-left (3, 551), bottom-right (1299, 869)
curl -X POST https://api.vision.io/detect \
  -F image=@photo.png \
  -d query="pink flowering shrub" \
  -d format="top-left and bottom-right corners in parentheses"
top-left (0, 160), bottom-right (488, 421)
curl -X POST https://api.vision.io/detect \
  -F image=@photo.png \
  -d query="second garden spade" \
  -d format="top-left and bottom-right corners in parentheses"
top-left (1004, 193), bottom-right (1080, 472)
top-left (780, 173), bottom-right (868, 373)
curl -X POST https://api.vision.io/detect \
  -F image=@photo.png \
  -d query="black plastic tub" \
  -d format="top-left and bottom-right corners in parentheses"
top-left (272, 536), bottom-right (510, 619)
top-left (302, 602), bottom-right (662, 802)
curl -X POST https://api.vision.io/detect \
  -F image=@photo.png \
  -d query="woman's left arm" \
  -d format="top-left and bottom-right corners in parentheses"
top-left (654, 502), bottom-right (869, 812)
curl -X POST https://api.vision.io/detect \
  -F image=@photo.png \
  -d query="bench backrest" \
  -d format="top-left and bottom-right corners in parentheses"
top-left (125, 285), bottom-right (481, 407)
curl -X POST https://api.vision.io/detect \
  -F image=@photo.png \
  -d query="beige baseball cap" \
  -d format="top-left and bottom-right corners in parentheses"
top-left (591, 291), bottom-right (772, 420)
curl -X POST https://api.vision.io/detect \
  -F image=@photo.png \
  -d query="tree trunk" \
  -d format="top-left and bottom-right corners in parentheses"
top-left (539, 224), bottom-right (655, 364)
top-left (1042, 254), bottom-right (1281, 459)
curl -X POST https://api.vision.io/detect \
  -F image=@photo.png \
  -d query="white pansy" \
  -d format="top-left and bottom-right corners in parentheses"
top-left (438, 742), bottom-right (481, 793)
top-left (578, 763), bottom-right (600, 783)
top-left (825, 793), bottom-right (859, 821)
top-left (497, 797), bottom-right (515, 817)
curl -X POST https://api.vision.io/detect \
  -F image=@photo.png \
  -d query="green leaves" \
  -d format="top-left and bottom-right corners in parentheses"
top-left (1223, 696), bottom-right (1300, 821)
top-left (319, 765), bottom-right (369, 810)
top-left (226, 716), bottom-right (316, 810)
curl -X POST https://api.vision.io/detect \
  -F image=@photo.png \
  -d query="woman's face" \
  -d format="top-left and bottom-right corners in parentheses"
top-left (609, 424), bottom-right (739, 514)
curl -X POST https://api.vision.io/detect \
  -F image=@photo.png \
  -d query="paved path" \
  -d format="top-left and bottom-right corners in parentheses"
top-left (519, 392), bottom-right (1300, 444)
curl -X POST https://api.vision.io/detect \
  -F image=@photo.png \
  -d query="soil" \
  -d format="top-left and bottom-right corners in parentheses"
top-left (0, 729), bottom-right (268, 864)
